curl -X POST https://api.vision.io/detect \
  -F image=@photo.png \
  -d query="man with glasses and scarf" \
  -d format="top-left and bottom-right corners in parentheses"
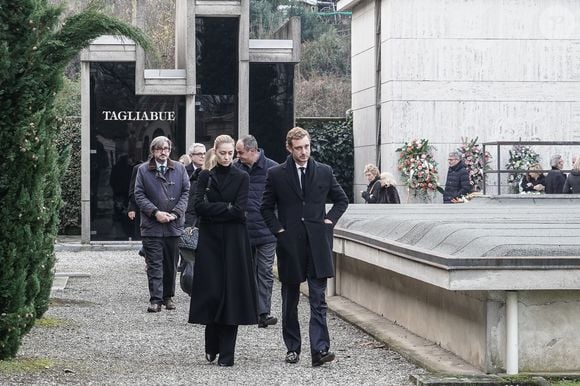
top-left (134, 136), bottom-right (190, 312)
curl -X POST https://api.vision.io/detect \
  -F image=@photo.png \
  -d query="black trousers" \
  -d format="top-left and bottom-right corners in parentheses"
top-left (142, 236), bottom-right (179, 304)
top-left (205, 323), bottom-right (239, 365)
top-left (281, 277), bottom-right (330, 356)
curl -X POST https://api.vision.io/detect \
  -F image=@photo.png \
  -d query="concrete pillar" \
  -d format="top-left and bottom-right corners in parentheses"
top-left (506, 291), bottom-right (519, 374)
top-left (80, 61), bottom-right (91, 244)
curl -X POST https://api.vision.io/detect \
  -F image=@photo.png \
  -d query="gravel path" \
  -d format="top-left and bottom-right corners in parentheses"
top-left (2, 250), bottom-right (423, 385)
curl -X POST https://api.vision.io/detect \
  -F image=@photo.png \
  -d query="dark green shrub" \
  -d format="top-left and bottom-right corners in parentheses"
top-left (0, 1), bottom-right (150, 360)
top-left (297, 114), bottom-right (354, 202)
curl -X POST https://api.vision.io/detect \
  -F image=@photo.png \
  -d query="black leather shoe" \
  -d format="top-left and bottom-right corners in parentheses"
top-left (312, 351), bottom-right (335, 367)
top-left (205, 353), bottom-right (217, 363)
top-left (258, 314), bottom-right (278, 328)
top-left (147, 302), bottom-right (161, 313)
top-left (163, 297), bottom-right (176, 310)
top-left (218, 361), bottom-right (233, 367)
top-left (285, 351), bottom-right (299, 364)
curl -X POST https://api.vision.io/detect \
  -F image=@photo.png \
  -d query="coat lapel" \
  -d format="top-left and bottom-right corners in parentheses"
top-left (282, 156), bottom-right (303, 199)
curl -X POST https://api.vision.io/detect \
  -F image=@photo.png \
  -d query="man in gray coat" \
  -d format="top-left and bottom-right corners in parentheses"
top-left (134, 136), bottom-right (190, 312)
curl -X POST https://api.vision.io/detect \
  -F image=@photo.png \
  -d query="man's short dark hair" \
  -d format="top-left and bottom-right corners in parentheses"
top-left (238, 134), bottom-right (258, 151)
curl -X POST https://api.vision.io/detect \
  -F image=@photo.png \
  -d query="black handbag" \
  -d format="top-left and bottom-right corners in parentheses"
top-left (178, 226), bottom-right (199, 251)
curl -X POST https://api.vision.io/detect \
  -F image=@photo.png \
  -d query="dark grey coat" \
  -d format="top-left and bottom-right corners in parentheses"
top-left (134, 158), bottom-right (190, 237)
top-left (261, 156), bottom-right (348, 284)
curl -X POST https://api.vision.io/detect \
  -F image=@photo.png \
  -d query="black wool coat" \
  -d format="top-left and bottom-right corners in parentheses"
top-left (377, 185), bottom-right (400, 204)
top-left (261, 156), bottom-right (349, 284)
top-left (361, 176), bottom-right (381, 203)
top-left (545, 168), bottom-right (566, 194)
top-left (443, 161), bottom-right (471, 203)
top-left (188, 165), bottom-right (258, 326)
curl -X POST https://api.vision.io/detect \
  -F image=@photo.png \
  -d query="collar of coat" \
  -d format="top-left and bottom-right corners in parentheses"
top-left (147, 157), bottom-right (176, 171)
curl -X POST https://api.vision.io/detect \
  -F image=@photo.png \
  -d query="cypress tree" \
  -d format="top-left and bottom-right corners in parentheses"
top-left (0, 1), bottom-right (150, 360)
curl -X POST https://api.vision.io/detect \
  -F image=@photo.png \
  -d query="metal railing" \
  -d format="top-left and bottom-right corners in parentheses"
top-left (482, 141), bottom-right (580, 195)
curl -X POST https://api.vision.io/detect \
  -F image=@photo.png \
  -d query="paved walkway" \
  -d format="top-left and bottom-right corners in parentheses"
top-left (2, 249), bottom-right (424, 385)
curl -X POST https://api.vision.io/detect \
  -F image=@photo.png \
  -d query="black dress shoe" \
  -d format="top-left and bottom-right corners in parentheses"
top-left (147, 302), bottom-right (161, 313)
top-left (217, 361), bottom-right (233, 367)
top-left (312, 351), bottom-right (335, 367)
top-left (285, 351), bottom-right (300, 364)
top-left (163, 297), bottom-right (176, 310)
top-left (258, 314), bottom-right (278, 328)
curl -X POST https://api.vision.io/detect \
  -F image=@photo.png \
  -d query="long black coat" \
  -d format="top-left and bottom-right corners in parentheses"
top-left (188, 165), bottom-right (258, 326)
top-left (443, 161), bottom-right (471, 203)
top-left (261, 156), bottom-right (348, 284)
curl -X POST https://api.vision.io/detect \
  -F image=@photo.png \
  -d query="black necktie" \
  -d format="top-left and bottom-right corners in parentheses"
top-left (299, 167), bottom-right (306, 196)
top-left (159, 165), bottom-right (166, 174)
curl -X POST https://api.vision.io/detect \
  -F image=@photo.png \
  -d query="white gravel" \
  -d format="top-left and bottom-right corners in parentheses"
top-left (2, 250), bottom-right (424, 385)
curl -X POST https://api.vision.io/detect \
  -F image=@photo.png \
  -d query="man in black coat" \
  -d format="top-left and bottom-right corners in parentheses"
top-left (443, 151), bottom-right (471, 203)
top-left (185, 143), bottom-right (206, 178)
top-left (261, 127), bottom-right (348, 367)
top-left (545, 154), bottom-right (566, 194)
top-left (235, 135), bottom-right (279, 328)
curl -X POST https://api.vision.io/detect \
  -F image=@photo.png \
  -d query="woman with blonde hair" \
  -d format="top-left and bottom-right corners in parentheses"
top-left (563, 157), bottom-right (580, 193)
top-left (361, 163), bottom-right (381, 203)
top-left (203, 148), bottom-right (216, 170)
top-left (520, 163), bottom-right (546, 193)
top-left (377, 172), bottom-right (401, 204)
top-left (188, 134), bottom-right (257, 366)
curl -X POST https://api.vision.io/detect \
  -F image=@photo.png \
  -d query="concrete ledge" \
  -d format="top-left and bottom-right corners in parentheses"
top-left (326, 295), bottom-right (482, 375)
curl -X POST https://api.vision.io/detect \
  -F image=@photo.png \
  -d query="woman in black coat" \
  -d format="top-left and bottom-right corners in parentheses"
top-left (520, 163), bottom-right (546, 193)
top-left (361, 163), bottom-right (381, 203)
top-left (377, 172), bottom-right (401, 204)
top-left (188, 135), bottom-right (257, 367)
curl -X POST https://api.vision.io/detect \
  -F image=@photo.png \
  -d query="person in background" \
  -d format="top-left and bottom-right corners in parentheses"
top-left (361, 164), bottom-right (381, 203)
top-left (235, 134), bottom-right (279, 328)
top-left (545, 154), bottom-right (566, 194)
top-left (185, 143), bottom-right (206, 178)
top-left (377, 172), bottom-right (400, 204)
top-left (261, 127), bottom-right (348, 367)
top-left (203, 148), bottom-right (216, 170)
top-left (179, 154), bottom-right (191, 166)
top-left (443, 151), bottom-right (471, 203)
top-left (188, 135), bottom-right (257, 367)
top-left (563, 157), bottom-right (580, 193)
top-left (134, 136), bottom-right (190, 313)
top-left (520, 163), bottom-right (546, 193)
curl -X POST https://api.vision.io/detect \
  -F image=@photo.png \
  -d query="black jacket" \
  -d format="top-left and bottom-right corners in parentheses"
top-left (443, 161), bottom-right (471, 203)
top-left (520, 174), bottom-right (546, 193)
top-left (377, 185), bottom-right (400, 204)
top-left (184, 167), bottom-right (202, 227)
top-left (188, 165), bottom-right (258, 325)
top-left (261, 156), bottom-right (348, 284)
top-left (361, 176), bottom-right (381, 203)
top-left (545, 168), bottom-right (566, 194)
top-left (564, 171), bottom-right (580, 193)
top-left (234, 150), bottom-right (278, 246)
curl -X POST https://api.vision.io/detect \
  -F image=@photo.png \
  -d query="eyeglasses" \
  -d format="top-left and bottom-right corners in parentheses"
top-left (155, 147), bottom-right (171, 153)
top-left (191, 152), bottom-right (206, 156)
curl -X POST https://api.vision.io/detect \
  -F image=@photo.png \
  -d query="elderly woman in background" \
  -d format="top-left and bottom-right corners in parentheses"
top-left (563, 157), bottom-right (580, 193)
top-left (377, 172), bottom-right (401, 204)
top-left (520, 163), bottom-right (546, 193)
top-left (361, 163), bottom-right (381, 203)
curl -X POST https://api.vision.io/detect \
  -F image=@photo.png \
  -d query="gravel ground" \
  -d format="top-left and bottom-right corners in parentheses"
top-left (1, 250), bottom-right (424, 385)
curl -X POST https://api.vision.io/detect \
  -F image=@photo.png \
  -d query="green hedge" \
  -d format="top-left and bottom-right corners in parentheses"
top-left (55, 117), bottom-right (81, 234)
top-left (297, 115), bottom-right (354, 202)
